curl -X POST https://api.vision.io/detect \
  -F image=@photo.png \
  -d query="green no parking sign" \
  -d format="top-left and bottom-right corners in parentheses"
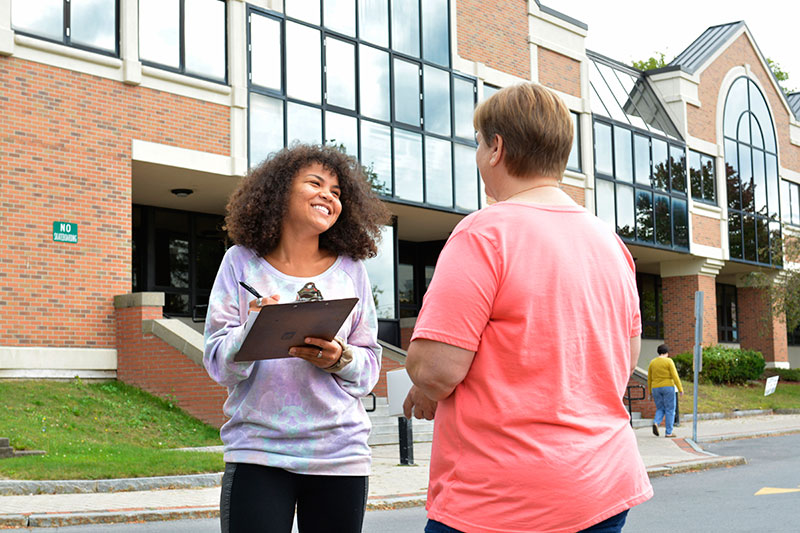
top-left (53, 221), bottom-right (78, 243)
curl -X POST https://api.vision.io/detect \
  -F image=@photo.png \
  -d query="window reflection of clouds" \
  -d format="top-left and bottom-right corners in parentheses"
top-left (11, 0), bottom-right (62, 40)
top-left (286, 0), bottom-right (320, 25)
top-left (249, 94), bottom-right (284, 167)
top-left (185, 0), bottom-right (226, 80)
top-left (139, 0), bottom-right (179, 68)
top-left (359, 45), bottom-right (390, 121)
top-left (453, 78), bottom-right (475, 139)
top-left (364, 225), bottom-right (397, 319)
top-left (454, 144), bottom-right (478, 211)
top-left (324, 111), bottom-right (358, 157)
top-left (393, 59), bottom-right (420, 126)
top-left (425, 137), bottom-right (452, 207)
top-left (324, 0), bottom-right (355, 36)
top-left (391, 0), bottom-right (419, 57)
top-left (361, 121), bottom-right (392, 194)
top-left (424, 66), bottom-right (450, 136)
top-left (287, 23), bottom-right (321, 104)
top-left (421, 0), bottom-right (448, 66)
top-left (71, 0), bottom-right (116, 51)
top-left (358, 0), bottom-right (389, 48)
top-left (251, 15), bottom-right (282, 90)
top-left (287, 103), bottom-right (321, 145)
top-left (326, 38), bottom-right (356, 110)
top-left (394, 129), bottom-right (423, 202)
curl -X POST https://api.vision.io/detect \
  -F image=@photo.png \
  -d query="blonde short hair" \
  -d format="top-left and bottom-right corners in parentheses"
top-left (473, 83), bottom-right (574, 179)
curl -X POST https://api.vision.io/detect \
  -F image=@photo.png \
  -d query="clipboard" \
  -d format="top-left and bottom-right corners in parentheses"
top-left (234, 298), bottom-right (359, 362)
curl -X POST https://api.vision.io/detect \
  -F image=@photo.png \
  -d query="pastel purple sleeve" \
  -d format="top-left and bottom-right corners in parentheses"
top-left (332, 260), bottom-right (382, 397)
top-left (203, 249), bottom-right (255, 388)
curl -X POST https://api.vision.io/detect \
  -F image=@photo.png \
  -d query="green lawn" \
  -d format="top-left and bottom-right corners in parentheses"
top-left (0, 379), bottom-right (223, 480)
top-left (678, 379), bottom-right (800, 415)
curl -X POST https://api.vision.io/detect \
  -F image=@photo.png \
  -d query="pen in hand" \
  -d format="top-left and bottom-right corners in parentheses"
top-left (239, 281), bottom-right (264, 307)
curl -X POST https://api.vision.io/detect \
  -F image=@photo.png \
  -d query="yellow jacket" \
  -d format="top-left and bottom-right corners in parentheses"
top-left (647, 356), bottom-right (683, 393)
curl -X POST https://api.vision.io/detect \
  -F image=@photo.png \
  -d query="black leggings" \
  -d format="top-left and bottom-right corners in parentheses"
top-left (220, 462), bottom-right (368, 533)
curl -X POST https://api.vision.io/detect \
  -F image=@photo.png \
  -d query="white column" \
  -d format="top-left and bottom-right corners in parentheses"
top-left (229, 0), bottom-right (249, 176)
top-left (120, 0), bottom-right (141, 84)
top-left (0, 0), bottom-right (14, 55)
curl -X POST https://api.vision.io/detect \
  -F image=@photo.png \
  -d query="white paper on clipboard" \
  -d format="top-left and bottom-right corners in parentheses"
top-left (386, 368), bottom-right (414, 417)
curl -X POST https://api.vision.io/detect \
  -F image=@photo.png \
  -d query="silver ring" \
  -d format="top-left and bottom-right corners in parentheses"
top-left (256, 297), bottom-right (263, 307)
top-left (316, 350), bottom-right (323, 358)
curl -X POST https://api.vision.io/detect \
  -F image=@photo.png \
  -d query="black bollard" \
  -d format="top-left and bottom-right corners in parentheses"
top-left (674, 390), bottom-right (681, 427)
top-left (398, 417), bottom-right (414, 465)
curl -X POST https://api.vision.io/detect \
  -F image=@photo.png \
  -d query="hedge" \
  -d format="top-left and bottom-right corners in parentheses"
top-left (672, 346), bottom-right (765, 385)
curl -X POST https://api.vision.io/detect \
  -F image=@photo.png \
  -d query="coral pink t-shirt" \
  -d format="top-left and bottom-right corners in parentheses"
top-left (412, 201), bottom-right (652, 533)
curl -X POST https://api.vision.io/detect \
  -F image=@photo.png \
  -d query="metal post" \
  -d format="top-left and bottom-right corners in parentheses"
top-left (692, 291), bottom-right (704, 443)
top-left (398, 417), bottom-right (414, 465)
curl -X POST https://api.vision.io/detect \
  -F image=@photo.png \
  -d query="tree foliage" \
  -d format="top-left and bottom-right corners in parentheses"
top-left (632, 53), bottom-right (667, 71)
top-left (743, 236), bottom-right (800, 334)
top-left (766, 58), bottom-right (795, 95)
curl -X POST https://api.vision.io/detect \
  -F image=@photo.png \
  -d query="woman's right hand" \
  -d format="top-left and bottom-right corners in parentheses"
top-left (248, 294), bottom-right (281, 312)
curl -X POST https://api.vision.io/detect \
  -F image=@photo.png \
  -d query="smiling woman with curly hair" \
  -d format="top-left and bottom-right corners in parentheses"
top-left (204, 143), bottom-right (391, 533)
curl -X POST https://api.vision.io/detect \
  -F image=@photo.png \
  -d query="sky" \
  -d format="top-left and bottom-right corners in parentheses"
top-left (549, 0), bottom-right (799, 93)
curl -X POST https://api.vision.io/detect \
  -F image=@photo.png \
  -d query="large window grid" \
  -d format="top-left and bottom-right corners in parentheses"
top-left (689, 150), bottom-right (716, 205)
top-left (10, 0), bottom-right (119, 56)
top-left (138, 0), bottom-right (228, 84)
top-left (593, 118), bottom-right (689, 251)
top-left (716, 283), bottom-right (739, 343)
top-left (723, 77), bottom-right (782, 267)
top-left (246, 2), bottom-right (482, 214)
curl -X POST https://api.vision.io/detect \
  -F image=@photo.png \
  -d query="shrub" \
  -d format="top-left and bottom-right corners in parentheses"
top-left (671, 346), bottom-right (765, 385)
top-left (763, 367), bottom-right (800, 382)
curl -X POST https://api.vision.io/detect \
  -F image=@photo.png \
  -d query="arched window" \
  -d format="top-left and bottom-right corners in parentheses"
top-left (723, 77), bottom-right (782, 266)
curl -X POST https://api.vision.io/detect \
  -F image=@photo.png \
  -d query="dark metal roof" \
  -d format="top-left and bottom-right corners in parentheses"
top-left (788, 93), bottom-right (800, 121)
top-left (587, 50), bottom-right (682, 140)
top-left (669, 21), bottom-right (744, 74)
top-left (533, 0), bottom-right (588, 31)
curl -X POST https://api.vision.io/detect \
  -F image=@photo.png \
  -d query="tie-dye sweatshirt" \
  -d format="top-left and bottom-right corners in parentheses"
top-left (203, 245), bottom-right (382, 475)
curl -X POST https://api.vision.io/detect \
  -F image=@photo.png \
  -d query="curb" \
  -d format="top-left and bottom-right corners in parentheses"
top-left (646, 455), bottom-right (747, 478)
top-left (0, 473), bottom-right (223, 496)
top-left (696, 427), bottom-right (800, 443)
top-left (5, 507), bottom-right (219, 528)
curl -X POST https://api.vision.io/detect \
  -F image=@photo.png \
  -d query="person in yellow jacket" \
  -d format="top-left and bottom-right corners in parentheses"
top-left (647, 344), bottom-right (684, 437)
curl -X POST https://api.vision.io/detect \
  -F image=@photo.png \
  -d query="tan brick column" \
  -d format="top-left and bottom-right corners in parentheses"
top-left (660, 259), bottom-right (723, 355)
top-left (736, 279), bottom-right (789, 369)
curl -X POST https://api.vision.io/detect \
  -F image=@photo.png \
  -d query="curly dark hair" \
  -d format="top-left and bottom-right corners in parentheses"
top-left (225, 144), bottom-right (392, 260)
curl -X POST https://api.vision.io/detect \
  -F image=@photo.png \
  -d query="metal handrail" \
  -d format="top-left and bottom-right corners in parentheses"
top-left (624, 384), bottom-right (646, 426)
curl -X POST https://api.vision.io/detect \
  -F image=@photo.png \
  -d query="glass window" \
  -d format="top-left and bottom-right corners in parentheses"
top-left (725, 138), bottom-right (741, 210)
top-left (742, 214), bottom-right (756, 262)
top-left (392, 0), bottom-right (420, 57)
top-left (616, 184), bottom-right (634, 239)
top-left (614, 126), bottom-right (633, 183)
top-left (364, 225), bottom-right (397, 319)
top-left (326, 38), bottom-right (356, 110)
top-left (651, 139), bottom-right (668, 191)
top-left (286, 0), bottom-right (320, 25)
top-left (634, 134), bottom-right (650, 186)
top-left (753, 149), bottom-right (767, 215)
top-left (672, 198), bottom-right (688, 248)
top-left (690, 150), bottom-right (716, 204)
top-left (421, 0), bottom-right (449, 66)
top-left (654, 194), bottom-right (671, 246)
top-left (140, 0), bottom-right (179, 68)
top-left (749, 81), bottom-right (776, 152)
top-left (757, 217), bottom-right (770, 264)
top-left (287, 23), bottom-right (321, 104)
top-left (636, 189), bottom-right (653, 242)
top-left (594, 122), bottom-right (613, 177)
top-left (398, 263), bottom-right (415, 312)
top-left (769, 221), bottom-right (783, 268)
top-left (716, 284), bottom-right (738, 343)
top-left (728, 211), bottom-right (742, 259)
top-left (723, 78), bottom-right (748, 138)
top-left (425, 137), bottom-right (453, 207)
top-left (567, 112), bottom-right (581, 172)
top-left (454, 143), bottom-right (478, 211)
top-left (637, 273), bottom-right (663, 339)
top-left (250, 14), bottom-right (282, 91)
top-left (394, 58), bottom-right (421, 126)
top-left (766, 155), bottom-right (779, 219)
top-left (669, 145), bottom-right (686, 193)
top-left (394, 129), bottom-right (423, 202)
top-left (71, 0), bottom-right (116, 52)
top-left (359, 45), bottom-right (390, 121)
top-left (287, 102), bottom-right (321, 145)
top-left (453, 77), bottom-right (476, 140)
top-left (791, 182), bottom-right (800, 225)
top-left (482, 84), bottom-right (500, 101)
top-left (424, 66), bottom-right (451, 136)
top-left (595, 179), bottom-right (615, 228)
top-left (249, 94), bottom-right (284, 166)
top-left (185, 0), bottom-right (226, 80)
top-left (12, 0), bottom-right (63, 41)
top-left (702, 155), bottom-right (716, 203)
top-left (325, 111), bottom-right (358, 157)
top-left (361, 121), bottom-right (392, 195)
top-left (324, 0), bottom-right (356, 36)
top-left (359, 0), bottom-right (389, 47)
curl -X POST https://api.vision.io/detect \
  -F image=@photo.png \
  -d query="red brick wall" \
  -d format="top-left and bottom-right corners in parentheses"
top-left (687, 33), bottom-right (800, 173)
top-left (538, 48), bottom-right (581, 98)
top-left (662, 274), bottom-right (718, 355)
top-left (691, 213), bottom-right (721, 247)
top-left (115, 304), bottom-right (228, 428)
top-left (0, 56), bottom-right (229, 349)
top-left (738, 286), bottom-right (788, 365)
top-left (562, 183), bottom-right (585, 206)
top-left (457, 0), bottom-right (530, 79)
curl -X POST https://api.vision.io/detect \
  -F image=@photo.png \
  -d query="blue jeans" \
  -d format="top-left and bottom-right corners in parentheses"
top-left (425, 510), bottom-right (629, 533)
top-left (652, 386), bottom-right (676, 435)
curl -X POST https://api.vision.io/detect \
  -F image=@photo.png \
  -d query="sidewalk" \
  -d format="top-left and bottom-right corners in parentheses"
top-left (2, 413), bottom-right (800, 528)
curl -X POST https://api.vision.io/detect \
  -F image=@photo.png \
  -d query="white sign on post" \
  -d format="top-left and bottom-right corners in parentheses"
top-left (387, 368), bottom-right (414, 417)
top-left (764, 375), bottom-right (779, 396)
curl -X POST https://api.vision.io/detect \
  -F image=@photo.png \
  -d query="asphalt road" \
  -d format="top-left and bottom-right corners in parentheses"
top-left (23, 434), bottom-right (800, 532)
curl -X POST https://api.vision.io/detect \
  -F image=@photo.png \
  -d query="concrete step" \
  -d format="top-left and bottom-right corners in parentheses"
top-left (363, 397), bottom-right (434, 445)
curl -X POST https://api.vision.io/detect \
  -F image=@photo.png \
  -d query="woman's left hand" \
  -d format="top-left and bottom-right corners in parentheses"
top-left (289, 337), bottom-right (343, 370)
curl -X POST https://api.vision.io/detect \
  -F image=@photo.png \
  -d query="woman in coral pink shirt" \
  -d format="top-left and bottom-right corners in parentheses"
top-left (404, 83), bottom-right (652, 533)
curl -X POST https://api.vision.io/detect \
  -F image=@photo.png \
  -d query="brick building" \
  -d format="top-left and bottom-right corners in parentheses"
top-left (1, 1), bottom-right (799, 426)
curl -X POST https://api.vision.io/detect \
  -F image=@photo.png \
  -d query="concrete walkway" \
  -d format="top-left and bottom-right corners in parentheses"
top-left (2, 413), bottom-right (800, 528)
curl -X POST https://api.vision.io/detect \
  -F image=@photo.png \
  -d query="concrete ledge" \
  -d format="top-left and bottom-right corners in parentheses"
top-left (114, 292), bottom-right (165, 309)
top-left (27, 507), bottom-right (219, 528)
top-left (647, 455), bottom-right (747, 478)
top-left (0, 514), bottom-right (27, 527)
top-left (0, 473), bottom-right (222, 496)
top-left (142, 319), bottom-right (204, 366)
